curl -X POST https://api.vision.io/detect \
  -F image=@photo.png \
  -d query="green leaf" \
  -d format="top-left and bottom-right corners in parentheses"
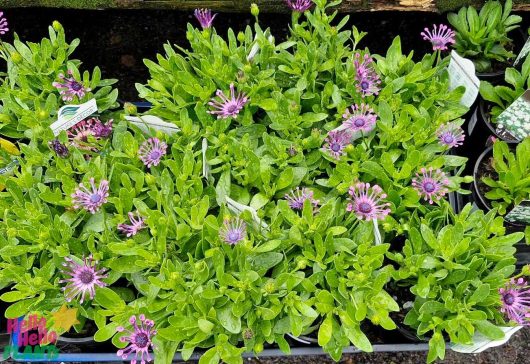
top-left (94, 322), bottom-right (120, 342)
top-left (94, 287), bottom-right (125, 311)
top-left (318, 315), bottom-right (333, 346)
top-left (217, 305), bottom-right (241, 334)
top-left (199, 347), bottom-right (220, 364)
top-left (469, 284), bottom-right (490, 304)
top-left (198, 318), bottom-right (215, 334)
top-left (474, 320), bottom-right (505, 340)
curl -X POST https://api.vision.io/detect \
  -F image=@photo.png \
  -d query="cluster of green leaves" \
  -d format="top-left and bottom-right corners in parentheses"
top-left (480, 53), bottom-right (530, 121)
top-left (0, 21), bottom-right (118, 140)
top-left (448, 0), bottom-right (522, 73)
top-left (481, 138), bottom-right (530, 215)
top-left (388, 204), bottom-right (522, 363)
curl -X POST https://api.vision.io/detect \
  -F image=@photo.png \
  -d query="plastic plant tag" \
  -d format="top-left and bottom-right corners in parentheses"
top-left (450, 326), bottom-right (522, 354)
top-left (373, 219), bottom-right (382, 245)
top-left (448, 51), bottom-right (480, 108)
top-left (514, 37), bottom-right (530, 66)
top-left (226, 196), bottom-right (268, 229)
top-left (202, 138), bottom-right (210, 179)
top-left (496, 90), bottom-right (530, 141)
top-left (50, 99), bottom-right (97, 136)
top-left (247, 33), bottom-right (274, 61)
top-left (0, 159), bottom-right (18, 174)
top-left (505, 200), bottom-right (530, 225)
top-left (125, 115), bottom-right (180, 135)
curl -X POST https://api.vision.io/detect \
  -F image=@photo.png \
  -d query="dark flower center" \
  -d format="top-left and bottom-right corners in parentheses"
top-left (443, 135), bottom-right (454, 144)
top-left (423, 182), bottom-right (436, 193)
top-left (331, 143), bottom-right (341, 152)
top-left (90, 194), bottom-right (102, 203)
top-left (226, 104), bottom-right (238, 114)
top-left (149, 150), bottom-right (162, 160)
top-left (354, 118), bottom-right (366, 127)
top-left (134, 332), bottom-right (149, 348)
top-left (361, 81), bottom-right (369, 90)
top-left (79, 270), bottom-right (94, 284)
top-left (503, 293), bottom-right (515, 306)
top-left (359, 202), bottom-right (372, 213)
top-left (227, 231), bottom-right (240, 242)
top-left (71, 82), bottom-right (83, 91)
top-left (432, 39), bottom-right (444, 47)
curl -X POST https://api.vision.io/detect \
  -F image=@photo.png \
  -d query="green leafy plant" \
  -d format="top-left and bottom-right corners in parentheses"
top-left (389, 204), bottom-right (522, 363)
top-left (448, 0), bottom-right (522, 73)
top-left (481, 138), bottom-right (530, 215)
top-left (480, 53), bottom-right (530, 121)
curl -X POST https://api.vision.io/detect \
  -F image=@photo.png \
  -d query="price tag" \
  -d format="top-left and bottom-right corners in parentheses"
top-left (0, 159), bottom-right (19, 175)
top-left (50, 99), bottom-right (97, 136)
top-left (448, 51), bottom-right (480, 108)
top-left (450, 326), bottom-right (522, 354)
top-left (514, 37), bottom-right (530, 67)
top-left (125, 115), bottom-right (180, 135)
top-left (505, 200), bottom-right (530, 225)
top-left (496, 90), bottom-right (530, 141)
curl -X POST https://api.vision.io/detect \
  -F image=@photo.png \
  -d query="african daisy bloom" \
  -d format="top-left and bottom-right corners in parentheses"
top-left (53, 70), bottom-right (91, 102)
top-left (421, 24), bottom-right (455, 51)
top-left (208, 83), bottom-right (249, 119)
top-left (499, 278), bottom-right (530, 325)
top-left (71, 178), bottom-right (109, 214)
top-left (285, 187), bottom-right (319, 211)
top-left (68, 117), bottom-right (113, 149)
top-left (323, 130), bottom-right (351, 159)
top-left (49, 139), bottom-right (69, 158)
top-left (343, 103), bottom-right (377, 133)
top-left (138, 138), bottom-right (167, 168)
top-left (436, 123), bottom-right (465, 148)
top-left (117, 315), bottom-right (157, 364)
top-left (118, 212), bottom-right (146, 237)
top-left (219, 217), bottom-right (246, 245)
top-left (60, 255), bottom-right (107, 304)
top-left (354, 53), bottom-right (381, 97)
top-left (194, 8), bottom-right (217, 29)
top-left (346, 182), bottom-right (391, 221)
top-left (285, 0), bottom-right (314, 11)
top-left (0, 12), bottom-right (8, 35)
top-left (412, 167), bottom-right (450, 204)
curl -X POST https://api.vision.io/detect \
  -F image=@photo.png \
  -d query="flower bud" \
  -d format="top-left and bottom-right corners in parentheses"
top-left (237, 32), bottom-right (245, 43)
top-left (250, 3), bottom-right (259, 17)
top-left (243, 328), bottom-right (254, 340)
top-left (124, 102), bottom-right (137, 115)
top-left (522, 264), bottom-right (530, 277)
top-left (11, 52), bottom-right (22, 64)
top-left (52, 21), bottom-right (62, 31)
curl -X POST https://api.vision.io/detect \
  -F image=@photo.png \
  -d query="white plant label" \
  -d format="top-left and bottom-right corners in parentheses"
top-left (202, 138), bottom-right (210, 179)
top-left (373, 219), bottom-right (382, 245)
top-left (50, 99), bottom-right (97, 136)
top-left (226, 196), bottom-right (268, 229)
top-left (450, 326), bottom-right (522, 354)
top-left (496, 89), bottom-right (530, 141)
top-left (125, 115), bottom-right (180, 135)
top-left (505, 200), bottom-right (530, 225)
top-left (448, 51), bottom-right (480, 108)
top-left (0, 159), bottom-right (19, 175)
top-left (514, 37), bottom-right (530, 66)
top-left (247, 34), bottom-right (274, 61)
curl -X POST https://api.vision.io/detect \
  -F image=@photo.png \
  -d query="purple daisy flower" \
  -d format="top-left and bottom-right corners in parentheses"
top-left (499, 278), bottom-right (530, 325)
top-left (285, 187), bottom-right (319, 211)
top-left (346, 182), bottom-right (391, 221)
top-left (208, 83), bottom-right (249, 119)
top-left (194, 8), bottom-right (217, 29)
top-left (436, 123), bottom-right (465, 148)
top-left (411, 167), bottom-right (450, 204)
top-left (421, 24), bottom-right (455, 51)
top-left (71, 178), bottom-right (109, 214)
top-left (285, 0), bottom-right (314, 11)
top-left (219, 217), bottom-right (246, 245)
top-left (354, 53), bottom-right (381, 98)
top-left (118, 212), bottom-right (146, 237)
top-left (59, 255), bottom-right (107, 304)
top-left (343, 103), bottom-right (377, 133)
top-left (138, 138), bottom-right (167, 168)
top-left (67, 117), bottom-right (112, 149)
top-left (49, 139), bottom-right (69, 158)
top-left (117, 315), bottom-right (156, 364)
top-left (0, 12), bottom-right (9, 35)
top-left (53, 70), bottom-right (91, 102)
top-left (323, 130), bottom-right (351, 159)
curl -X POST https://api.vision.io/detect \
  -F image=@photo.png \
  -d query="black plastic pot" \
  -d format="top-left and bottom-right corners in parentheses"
top-left (472, 144), bottom-right (527, 231)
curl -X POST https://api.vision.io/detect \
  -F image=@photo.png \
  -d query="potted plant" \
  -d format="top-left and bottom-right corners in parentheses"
top-left (388, 204), bottom-right (523, 363)
top-left (447, 0), bottom-right (523, 82)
